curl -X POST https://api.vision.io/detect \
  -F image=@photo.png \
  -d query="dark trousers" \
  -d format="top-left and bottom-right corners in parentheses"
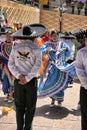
top-left (14, 78), bottom-right (37, 130)
top-left (80, 87), bottom-right (87, 130)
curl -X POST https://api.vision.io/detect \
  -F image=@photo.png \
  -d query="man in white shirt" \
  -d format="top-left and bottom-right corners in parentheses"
top-left (75, 45), bottom-right (87, 130)
top-left (8, 23), bottom-right (46, 130)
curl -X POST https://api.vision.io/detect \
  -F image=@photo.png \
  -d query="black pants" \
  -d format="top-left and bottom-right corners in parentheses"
top-left (14, 78), bottom-right (37, 130)
top-left (80, 87), bottom-right (87, 130)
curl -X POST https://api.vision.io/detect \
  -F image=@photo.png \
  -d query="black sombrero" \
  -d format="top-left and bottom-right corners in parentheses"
top-left (12, 23), bottom-right (47, 39)
top-left (0, 27), bottom-right (13, 35)
top-left (71, 30), bottom-right (81, 35)
top-left (59, 32), bottom-right (75, 39)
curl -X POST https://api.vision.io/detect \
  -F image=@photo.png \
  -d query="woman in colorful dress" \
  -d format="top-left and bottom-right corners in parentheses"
top-left (38, 29), bottom-right (71, 107)
top-left (0, 27), bottom-right (14, 103)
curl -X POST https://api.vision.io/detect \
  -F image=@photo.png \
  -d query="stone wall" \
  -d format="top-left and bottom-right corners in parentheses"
top-left (40, 9), bottom-right (87, 32)
top-left (0, 1), bottom-right (87, 32)
top-left (0, 1), bottom-right (40, 27)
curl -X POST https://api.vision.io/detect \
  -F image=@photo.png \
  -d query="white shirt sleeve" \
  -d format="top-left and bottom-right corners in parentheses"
top-left (75, 50), bottom-right (87, 89)
top-left (8, 47), bottom-right (21, 79)
top-left (25, 49), bottom-right (42, 82)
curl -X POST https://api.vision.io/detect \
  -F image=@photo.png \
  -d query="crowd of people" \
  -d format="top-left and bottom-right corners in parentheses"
top-left (0, 8), bottom-right (87, 130)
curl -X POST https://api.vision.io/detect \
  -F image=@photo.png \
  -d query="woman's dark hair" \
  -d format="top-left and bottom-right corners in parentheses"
top-left (50, 29), bottom-right (59, 36)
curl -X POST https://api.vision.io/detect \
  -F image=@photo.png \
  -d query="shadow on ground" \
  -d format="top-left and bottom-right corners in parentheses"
top-left (73, 78), bottom-right (80, 84)
top-left (0, 97), bottom-right (16, 110)
top-left (35, 104), bottom-right (81, 119)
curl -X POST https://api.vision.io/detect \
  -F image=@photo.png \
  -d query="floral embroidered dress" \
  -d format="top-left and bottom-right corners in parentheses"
top-left (0, 41), bottom-right (14, 94)
top-left (38, 39), bottom-right (71, 102)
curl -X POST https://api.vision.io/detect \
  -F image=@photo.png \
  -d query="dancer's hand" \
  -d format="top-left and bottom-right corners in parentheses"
top-left (18, 75), bottom-right (27, 85)
top-left (0, 52), bottom-right (2, 57)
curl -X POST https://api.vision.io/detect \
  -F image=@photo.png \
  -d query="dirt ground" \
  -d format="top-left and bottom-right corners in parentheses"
top-left (0, 80), bottom-right (81, 130)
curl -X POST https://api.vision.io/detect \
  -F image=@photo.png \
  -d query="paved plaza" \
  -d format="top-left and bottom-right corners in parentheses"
top-left (0, 81), bottom-right (81, 130)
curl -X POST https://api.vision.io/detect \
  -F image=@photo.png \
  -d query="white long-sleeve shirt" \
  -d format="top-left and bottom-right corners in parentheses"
top-left (8, 40), bottom-right (42, 82)
top-left (75, 46), bottom-right (87, 89)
